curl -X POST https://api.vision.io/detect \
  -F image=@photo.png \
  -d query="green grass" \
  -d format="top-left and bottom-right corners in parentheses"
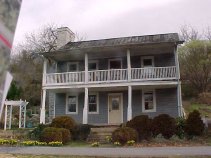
top-left (183, 102), bottom-right (211, 117)
top-left (65, 141), bottom-right (90, 147)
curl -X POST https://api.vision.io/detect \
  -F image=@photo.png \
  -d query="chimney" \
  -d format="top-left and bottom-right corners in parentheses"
top-left (56, 27), bottom-right (75, 48)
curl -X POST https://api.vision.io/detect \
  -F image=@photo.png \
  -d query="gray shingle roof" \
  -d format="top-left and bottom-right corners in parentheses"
top-left (59, 33), bottom-right (181, 51)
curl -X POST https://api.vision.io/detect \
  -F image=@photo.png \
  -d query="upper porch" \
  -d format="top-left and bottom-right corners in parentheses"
top-left (41, 33), bottom-right (182, 88)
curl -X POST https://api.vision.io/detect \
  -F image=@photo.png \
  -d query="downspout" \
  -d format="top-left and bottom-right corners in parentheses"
top-left (174, 43), bottom-right (183, 117)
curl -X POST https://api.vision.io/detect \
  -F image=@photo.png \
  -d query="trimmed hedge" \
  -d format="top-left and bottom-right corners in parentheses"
top-left (41, 127), bottom-right (62, 143)
top-left (185, 110), bottom-right (204, 136)
top-left (151, 114), bottom-right (176, 139)
top-left (126, 115), bottom-right (152, 140)
top-left (51, 116), bottom-right (76, 132)
top-left (112, 127), bottom-right (138, 145)
top-left (57, 128), bottom-right (71, 144)
top-left (40, 127), bottom-right (70, 144)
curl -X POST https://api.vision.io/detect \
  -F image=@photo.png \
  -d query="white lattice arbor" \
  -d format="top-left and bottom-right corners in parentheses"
top-left (4, 100), bottom-right (28, 130)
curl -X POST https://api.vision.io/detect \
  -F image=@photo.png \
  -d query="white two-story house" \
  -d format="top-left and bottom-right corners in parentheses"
top-left (40, 27), bottom-right (184, 125)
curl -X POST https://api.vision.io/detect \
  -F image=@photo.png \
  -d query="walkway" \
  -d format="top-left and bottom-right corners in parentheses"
top-left (0, 146), bottom-right (211, 157)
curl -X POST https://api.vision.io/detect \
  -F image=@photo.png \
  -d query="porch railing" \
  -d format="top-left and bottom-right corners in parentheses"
top-left (88, 69), bottom-right (128, 82)
top-left (131, 66), bottom-right (177, 80)
top-left (44, 66), bottom-right (177, 86)
top-left (45, 71), bottom-right (85, 85)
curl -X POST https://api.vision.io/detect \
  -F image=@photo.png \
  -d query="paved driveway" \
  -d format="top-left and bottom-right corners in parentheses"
top-left (0, 146), bottom-right (211, 157)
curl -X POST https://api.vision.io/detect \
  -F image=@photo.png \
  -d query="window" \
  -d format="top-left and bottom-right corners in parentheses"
top-left (88, 94), bottom-right (98, 113)
top-left (66, 95), bottom-right (78, 114)
top-left (88, 61), bottom-right (98, 71)
top-left (141, 56), bottom-right (154, 67)
top-left (67, 62), bottom-right (78, 72)
top-left (109, 59), bottom-right (122, 69)
top-left (142, 90), bottom-right (156, 112)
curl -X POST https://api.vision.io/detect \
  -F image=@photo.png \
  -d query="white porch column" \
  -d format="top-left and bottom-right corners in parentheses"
top-left (85, 53), bottom-right (88, 84)
top-left (177, 82), bottom-right (183, 117)
top-left (4, 105), bottom-right (8, 130)
top-left (127, 49), bottom-right (131, 81)
top-left (127, 86), bottom-right (132, 121)
top-left (42, 59), bottom-right (47, 85)
top-left (40, 89), bottom-right (46, 124)
top-left (83, 87), bottom-right (88, 124)
top-left (174, 46), bottom-right (183, 117)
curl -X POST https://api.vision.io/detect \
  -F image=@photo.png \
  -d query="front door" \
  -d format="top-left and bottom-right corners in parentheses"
top-left (108, 93), bottom-right (123, 124)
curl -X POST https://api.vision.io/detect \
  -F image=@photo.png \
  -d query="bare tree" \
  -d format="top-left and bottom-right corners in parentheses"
top-left (179, 25), bottom-right (201, 42)
top-left (20, 23), bottom-right (59, 53)
top-left (204, 26), bottom-right (211, 41)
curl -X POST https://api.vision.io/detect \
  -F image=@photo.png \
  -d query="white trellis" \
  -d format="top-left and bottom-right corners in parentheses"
top-left (4, 100), bottom-right (28, 130)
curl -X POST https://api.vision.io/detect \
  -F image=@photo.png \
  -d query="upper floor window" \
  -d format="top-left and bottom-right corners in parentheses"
top-left (66, 94), bottom-right (78, 114)
top-left (142, 90), bottom-right (156, 112)
top-left (141, 56), bottom-right (154, 67)
top-left (88, 61), bottom-right (98, 71)
top-left (67, 62), bottom-right (78, 72)
top-left (109, 59), bottom-right (122, 69)
top-left (88, 93), bottom-right (98, 114)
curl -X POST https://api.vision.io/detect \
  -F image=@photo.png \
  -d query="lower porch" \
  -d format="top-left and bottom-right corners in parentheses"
top-left (44, 85), bottom-right (182, 125)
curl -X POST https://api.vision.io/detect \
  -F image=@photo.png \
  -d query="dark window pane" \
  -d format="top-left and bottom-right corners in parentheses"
top-left (110, 60), bottom-right (121, 69)
top-left (88, 63), bottom-right (97, 70)
top-left (145, 102), bottom-right (153, 110)
top-left (112, 98), bottom-right (119, 110)
top-left (144, 93), bottom-right (153, 101)
top-left (143, 59), bottom-right (152, 66)
top-left (69, 64), bottom-right (77, 71)
top-left (89, 95), bottom-right (96, 104)
top-left (68, 96), bottom-right (76, 104)
top-left (89, 104), bottom-right (97, 112)
top-left (68, 104), bottom-right (76, 112)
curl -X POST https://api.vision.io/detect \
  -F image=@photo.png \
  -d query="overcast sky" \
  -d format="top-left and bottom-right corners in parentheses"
top-left (13, 0), bottom-right (211, 45)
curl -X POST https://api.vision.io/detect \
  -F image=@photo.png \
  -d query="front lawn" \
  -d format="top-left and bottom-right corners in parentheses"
top-left (183, 101), bottom-right (211, 117)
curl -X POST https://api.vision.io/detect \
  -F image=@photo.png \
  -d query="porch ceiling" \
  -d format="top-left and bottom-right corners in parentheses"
top-left (41, 42), bottom-right (175, 61)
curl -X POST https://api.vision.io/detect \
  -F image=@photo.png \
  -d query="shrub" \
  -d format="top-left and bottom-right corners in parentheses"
top-left (175, 117), bottom-right (186, 139)
top-left (112, 127), bottom-right (138, 145)
top-left (185, 110), bottom-right (205, 137)
top-left (72, 124), bottom-right (91, 141)
top-left (57, 128), bottom-right (71, 144)
top-left (126, 115), bottom-right (152, 140)
top-left (40, 127), bottom-right (63, 143)
top-left (151, 114), bottom-right (176, 139)
top-left (29, 124), bottom-right (49, 140)
top-left (153, 134), bottom-right (169, 143)
top-left (51, 116), bottom-right (76, 132)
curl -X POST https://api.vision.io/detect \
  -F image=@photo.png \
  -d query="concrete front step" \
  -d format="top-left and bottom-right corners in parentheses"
top-left (87, 126), bottom-right (118, 143)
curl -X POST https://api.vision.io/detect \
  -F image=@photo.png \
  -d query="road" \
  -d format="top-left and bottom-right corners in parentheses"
top-left (0, 146), bottom-right (211, 157)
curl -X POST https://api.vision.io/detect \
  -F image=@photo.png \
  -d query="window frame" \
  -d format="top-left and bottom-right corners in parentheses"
top-left (108, 58), bottom-right (122, 69)
top-left (141, 56), bottom-right (154, 68)
top-left (142, 89), bottom-right (156, 113)
top-left (88, 60), bottom-right (99, 71)
top-left (88, 92), bottom-right (99, 114)
top-left (67, 62), bottom-right (79, 72)
top-left (66, 93), bottom-right (78, 114)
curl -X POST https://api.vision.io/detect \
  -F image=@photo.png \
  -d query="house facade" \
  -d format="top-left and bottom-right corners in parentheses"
top-left (40, 27), bottom-right (184, 125)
